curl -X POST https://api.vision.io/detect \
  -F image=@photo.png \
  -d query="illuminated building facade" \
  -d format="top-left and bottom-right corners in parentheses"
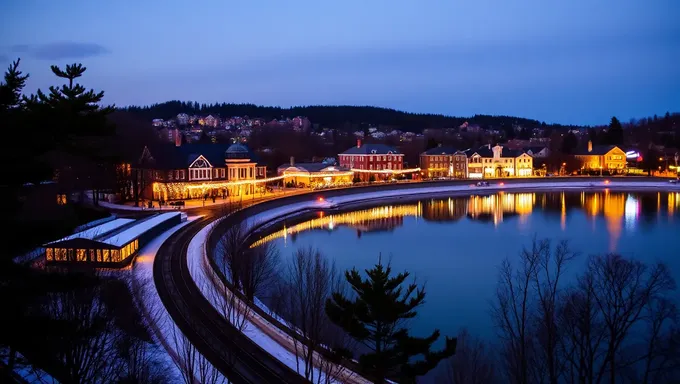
top-left (420, 146), bottom-right (469, 178)
top-left (136, 141), bottom-right (268, 201)
top-left (466, 144), bottom-right (533, 178)
top-left (44, 212), bottom-right (184, 267)
top-left (573, 141), bottom-right (627, 173)
top-left (339, 140), bottom-right (405, 181)
top-left (277, 157), bottom-right (353, 188)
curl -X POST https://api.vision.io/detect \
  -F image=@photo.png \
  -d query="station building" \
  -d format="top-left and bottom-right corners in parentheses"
top-left (135, 139), bottom-right (268, 201)
top-left (276, 157), bottom-right (354, 188)
top-left (44, 212), bottom-right (185, 267)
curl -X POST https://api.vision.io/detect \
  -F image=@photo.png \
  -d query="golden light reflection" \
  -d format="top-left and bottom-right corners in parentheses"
top-left (561, 192), bottom-right (566, 231)
top-left (250, 191), bottom-right (675, 247)
top-left (251, 205), bottom-right (420, 247)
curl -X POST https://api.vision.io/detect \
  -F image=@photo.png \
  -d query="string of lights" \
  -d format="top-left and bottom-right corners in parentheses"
top-left (350, 167), bottom-right (421, 174)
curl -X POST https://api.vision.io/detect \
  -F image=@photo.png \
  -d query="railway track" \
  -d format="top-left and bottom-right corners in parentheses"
top-left (154, 216), bottom-right (309, 384)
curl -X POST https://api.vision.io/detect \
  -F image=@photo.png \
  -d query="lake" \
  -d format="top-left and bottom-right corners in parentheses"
top-left (261, 190), bottom-right (680, 343)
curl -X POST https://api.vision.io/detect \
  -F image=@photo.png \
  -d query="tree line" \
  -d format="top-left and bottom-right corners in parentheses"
top-left (122, 100), bottom-right (581, 133)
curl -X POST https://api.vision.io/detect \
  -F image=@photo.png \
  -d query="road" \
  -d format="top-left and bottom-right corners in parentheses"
top-left (153, 216), bottom-right (310, 384)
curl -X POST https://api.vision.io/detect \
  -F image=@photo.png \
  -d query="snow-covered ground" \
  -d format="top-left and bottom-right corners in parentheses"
top-left (318, 180), bottom-right (679, 208)
top-left (131, 215), bottom-right (227, 384)
top-left (188, 221), bottom-right (371, 384)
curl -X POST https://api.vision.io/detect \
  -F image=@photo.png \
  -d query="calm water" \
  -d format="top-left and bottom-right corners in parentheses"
top-left (262, 191), bottom-right (680, 342)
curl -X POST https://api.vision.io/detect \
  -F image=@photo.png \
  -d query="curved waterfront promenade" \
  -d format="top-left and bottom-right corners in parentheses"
top-left (159, 177), bottom-right (679, 383)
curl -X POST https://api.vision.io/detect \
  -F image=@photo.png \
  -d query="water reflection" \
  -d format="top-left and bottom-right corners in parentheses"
top-left (251, 191), bottom-right (680, 249)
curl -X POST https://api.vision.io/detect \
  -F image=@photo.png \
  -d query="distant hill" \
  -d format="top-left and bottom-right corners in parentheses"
top-left (121, 101), bottom-right (584, 133)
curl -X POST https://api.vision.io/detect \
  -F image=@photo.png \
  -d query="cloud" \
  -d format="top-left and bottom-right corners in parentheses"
top-left (9, 42), bottom-right (109, 60)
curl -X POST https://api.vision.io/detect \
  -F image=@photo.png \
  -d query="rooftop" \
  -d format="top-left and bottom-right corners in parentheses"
top-left (47, 218), bottom-right (135, 245)
top-left (341, 143), bottom-right (401, 155)
top-left (103, 212), bottom-right (182, 247)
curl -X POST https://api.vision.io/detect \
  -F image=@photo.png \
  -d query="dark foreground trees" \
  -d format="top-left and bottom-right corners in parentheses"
top-left (1, 270), bottom-right (171, 383)
top-left (277, 247), bottom-right (355, 383)
top-left (217, 221), bottom-right (280, 301)
top-left (489, 237), bottom-right (679, 384)
top-left (326, 256), bottom-right (457, 383)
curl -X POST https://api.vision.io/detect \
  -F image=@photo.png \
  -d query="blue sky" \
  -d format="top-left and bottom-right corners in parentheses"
top-left (1, 0), bottom-right (679, 125)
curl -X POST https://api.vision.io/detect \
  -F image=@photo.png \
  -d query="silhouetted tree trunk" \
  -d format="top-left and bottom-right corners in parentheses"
top-left (277, 247), bottom-right (354, 383)
top-left (442, 329), bottom-right (496, 384)
top-left (240, 241), bottom-right (280, 301)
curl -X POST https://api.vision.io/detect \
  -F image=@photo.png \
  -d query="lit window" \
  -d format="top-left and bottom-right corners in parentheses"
top-left (89, 249), bottom-right (95, 261)
top-left (97, 249), bottom-right (102, 262)
top-left (46, 248), bottom-right (53, 261)
top-left (112, 250), bottom-right (120, 262)
top-left (56, 194), bottom-right (67, 205)
top-left (103, 249), bottom-right (110, 262)
top-left (77, 249), bottom-right (86, 262)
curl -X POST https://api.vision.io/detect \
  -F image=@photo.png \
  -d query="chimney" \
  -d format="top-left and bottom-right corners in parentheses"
top-left (290, 156), bottom-right (294, 166)
top-left (587, 140), bottom-right (592, 153)
top-left (357, 139), bottom-right (362, 148)
top-left (174, 129), bottom-right (182, 147)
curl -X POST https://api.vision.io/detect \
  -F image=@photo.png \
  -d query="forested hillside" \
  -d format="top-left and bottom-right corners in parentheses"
top-left (122, 101), bottom-right (582, 132)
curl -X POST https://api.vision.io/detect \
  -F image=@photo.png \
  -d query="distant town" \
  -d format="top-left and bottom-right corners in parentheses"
top-left (139, 106), bottom-right (679, 189)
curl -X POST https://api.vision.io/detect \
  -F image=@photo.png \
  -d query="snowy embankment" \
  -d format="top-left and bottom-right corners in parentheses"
top-left (130, 216), bottom-right (226, 383)
top-left (317, 180), bottom-right (679, 208)
top-left (188, 221), bottom-right (371, 384)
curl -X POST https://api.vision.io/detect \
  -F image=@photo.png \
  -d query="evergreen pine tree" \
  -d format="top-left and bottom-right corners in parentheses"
top-left (325, 258), bottom-right (456, 383)
top-left (606, 116), bottom-right (624, 146)
top-left (25, 63), bottom-right (115, 204)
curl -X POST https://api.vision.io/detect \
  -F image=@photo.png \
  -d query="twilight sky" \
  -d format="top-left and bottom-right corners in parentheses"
top-left (1, 0), bottom-right (679, 125)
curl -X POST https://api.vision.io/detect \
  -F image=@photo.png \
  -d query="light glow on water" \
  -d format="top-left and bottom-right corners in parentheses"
top-left (257, 191), bottom-right (680, 344)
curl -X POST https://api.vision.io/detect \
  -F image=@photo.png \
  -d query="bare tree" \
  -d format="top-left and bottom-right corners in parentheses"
top-left (241, 241), bottom-right (280, 301)
top-left (202, 264), bottom-right (248, 383)
top-left (637, 297), bottom-right (679, 383)
top-left (442, 329), bottom-right (496, 384)
top-left (277, 247), bottom-right (355, 383)
top-left (532, 239), bottom-right (577, 384)
top-left (170, 325), bottom-right (198, 384)
top-left (491, 237), bottom-right (576, 384)
top-left (116, 333), bottom-right (170, 384)
top-left (169, 316), bottom-right (224, 384)
top-left (557, 280), bottom-right (605, 384)
top-left (491, 242), bottom-right (540, 384)
top-left (41, 276), bottom-right (120, 384)
top-left (586, 254), bottom-right (674, 383)
top-left (121, 274), bottom-right (173, 384)
top-left (217, 222), bottom-right (248, 291)
top-left (557, 253), bottom-right (679, 384)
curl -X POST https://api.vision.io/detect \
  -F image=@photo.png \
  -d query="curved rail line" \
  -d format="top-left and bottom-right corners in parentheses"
top-left (153, 216), bottom-right (309, 384)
